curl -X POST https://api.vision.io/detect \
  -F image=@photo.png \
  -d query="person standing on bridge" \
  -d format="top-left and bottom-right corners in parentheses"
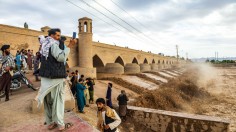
top-left (37, 28), bottom-right (75, 131)
top-left (0, 45), bottom-right (15, 101)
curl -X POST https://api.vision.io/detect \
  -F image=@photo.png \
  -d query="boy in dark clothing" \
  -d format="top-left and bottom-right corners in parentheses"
top-left (86, 78), bottom-right (94, 104)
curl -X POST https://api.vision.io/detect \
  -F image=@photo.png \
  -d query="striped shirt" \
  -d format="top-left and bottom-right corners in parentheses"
top-left (0, 54), bottom-right (15, 75)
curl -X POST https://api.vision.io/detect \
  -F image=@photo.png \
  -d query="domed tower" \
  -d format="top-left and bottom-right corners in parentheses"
top-left (78, 17), bottom-right (93, 68)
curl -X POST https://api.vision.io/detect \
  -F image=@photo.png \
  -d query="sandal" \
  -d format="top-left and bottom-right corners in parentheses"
top-left (48, 123), bottom-right (58, 130)
top-left (58, 123), bottom-right (73, 131)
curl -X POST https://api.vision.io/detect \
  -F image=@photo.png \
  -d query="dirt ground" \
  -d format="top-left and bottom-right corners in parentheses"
top-left (0, 71), bottom-right (139, 132)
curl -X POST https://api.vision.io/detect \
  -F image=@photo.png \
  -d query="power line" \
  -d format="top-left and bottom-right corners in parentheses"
top-left (65, 0), bottom-right (122, 32)
top-left (93, 0), bottom-right (148, 36)
top-left (110, 0), bottom-right (148, 31)
top-left (66, 0), bottom-right (175, 53)
top-left (82, 0), bottom-right (175, 52)
top-left (110, 0), bottom-right (180, 52)
top-left (92, 0), bottom-right (167, 47)
top-left (80, 0), bottom-right (135, 33)
top-left (78, 0), bottom-right (158, 45)
top-left (65, 0), bottom-right (152, 47)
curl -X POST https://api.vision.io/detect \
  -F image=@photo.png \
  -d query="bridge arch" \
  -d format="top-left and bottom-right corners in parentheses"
top-left (152, 59), bottom-right (155, 64)
top-left (115, 56), bottom-right (125, 66)
top-left (144, 58), bottom-right (148, 64)
top-left (93, 54), bottom-right (105, 67)
top-left (158, 60), bottom-right (160, 64)
top-left (132, 57), bottom-right (139, 64)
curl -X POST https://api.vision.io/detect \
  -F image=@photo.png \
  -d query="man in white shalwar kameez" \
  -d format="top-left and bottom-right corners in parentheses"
top-left (37, 28), bottom-right (75, 131)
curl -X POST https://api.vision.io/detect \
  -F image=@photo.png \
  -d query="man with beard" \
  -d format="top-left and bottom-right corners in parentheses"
top-left (96, 98), bottom-right (121, 132)
top-left (37, 28), bottom-right (75, 131)
top-left (0, 45), bottom-right (15, 101)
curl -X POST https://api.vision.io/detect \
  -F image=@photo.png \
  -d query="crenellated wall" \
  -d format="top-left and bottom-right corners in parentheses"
top-left (127, 106), bottom-right (230, 132)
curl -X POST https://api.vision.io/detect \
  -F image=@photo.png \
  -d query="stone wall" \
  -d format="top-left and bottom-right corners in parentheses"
top-left (127, 106), bottom-right (230, 132)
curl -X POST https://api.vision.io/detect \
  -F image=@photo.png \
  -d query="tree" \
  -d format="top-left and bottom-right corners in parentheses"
top-left (210, 60), bottom-right (215, 63)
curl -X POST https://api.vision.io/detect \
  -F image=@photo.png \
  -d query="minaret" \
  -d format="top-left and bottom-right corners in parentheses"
top-left (78, 17), bottom-right (93, 68)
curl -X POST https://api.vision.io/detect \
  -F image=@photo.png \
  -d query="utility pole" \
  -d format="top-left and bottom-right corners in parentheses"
top-left (186, 52), bottom-right (188, 60)
top-left (215, 52), bottom-right (216, 61)
top-left (176, 45), bottom-right (179, 63)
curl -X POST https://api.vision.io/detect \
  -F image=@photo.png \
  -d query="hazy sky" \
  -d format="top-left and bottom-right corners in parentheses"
top-left (0, 0), bottom-right (235, 58)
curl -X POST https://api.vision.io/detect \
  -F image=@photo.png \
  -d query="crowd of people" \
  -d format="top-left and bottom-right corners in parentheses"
top-left (0, 28), bottom-right (129, 131)
top-left (14, 48), bottom-right (41, 81)
top-left (66, 71), bottom-right (95, 113)
top-left (66, 69), bottom-right (129, 131)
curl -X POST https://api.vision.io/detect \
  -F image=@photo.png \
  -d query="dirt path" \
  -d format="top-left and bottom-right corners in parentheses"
top-left (0, 72), bottom-right (42, 131)
top-left (0, 74), bottom-right (139, 131)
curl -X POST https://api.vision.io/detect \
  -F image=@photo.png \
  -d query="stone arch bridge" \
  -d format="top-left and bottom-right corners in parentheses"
top-left (0, 17), bottom-right (184, 78)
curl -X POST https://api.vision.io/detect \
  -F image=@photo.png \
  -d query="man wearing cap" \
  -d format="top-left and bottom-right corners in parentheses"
top-left (0, 45), bottom-right (15, 101)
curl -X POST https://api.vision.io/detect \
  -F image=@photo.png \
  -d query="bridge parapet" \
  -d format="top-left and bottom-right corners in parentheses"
top-left (127, 106), bottom-right (230, 132)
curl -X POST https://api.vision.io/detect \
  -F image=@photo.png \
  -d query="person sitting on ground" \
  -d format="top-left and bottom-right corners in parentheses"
top-left (117, 90), bottom-right (129, 122)
top-left (75, 78), bottom-right (86, 113)
top-left (96, 98), bottom-right (121, 132)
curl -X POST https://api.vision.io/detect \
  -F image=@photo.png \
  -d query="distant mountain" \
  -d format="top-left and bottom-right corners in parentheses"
top-left (191, 57), bottom-right (236, 62)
